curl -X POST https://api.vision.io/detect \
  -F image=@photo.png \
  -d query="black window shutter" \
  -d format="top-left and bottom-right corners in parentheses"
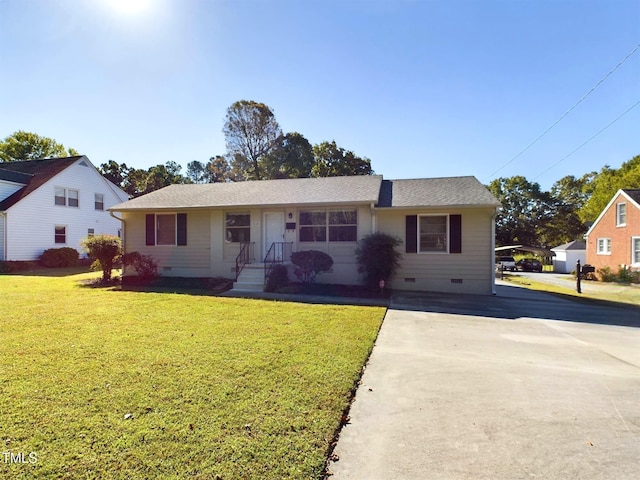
top-left (405, 215), bottom-right (417, 253)
top-left (450, 214), bottom-right (462, 253)
top-left (177, 213), bottom-right (187, 246)
top-left (145, 214), bottom-right (155, 246)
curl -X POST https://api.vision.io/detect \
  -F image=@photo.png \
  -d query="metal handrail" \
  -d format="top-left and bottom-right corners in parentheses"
top-left (264, 242), bottom-right (293, 281)
top-left (235, 242), bottom-right (254, 280)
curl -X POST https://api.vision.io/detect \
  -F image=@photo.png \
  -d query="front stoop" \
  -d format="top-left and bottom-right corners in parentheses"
top-left (233, 263), bottom-right (266, 292)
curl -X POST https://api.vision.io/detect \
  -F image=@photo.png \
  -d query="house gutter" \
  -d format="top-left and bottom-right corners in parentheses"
top-left (370, 202), bottom-right (376, 234)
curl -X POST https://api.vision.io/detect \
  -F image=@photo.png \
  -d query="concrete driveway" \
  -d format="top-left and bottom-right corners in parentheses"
top-left (328, 282), bottom-right (640, 479)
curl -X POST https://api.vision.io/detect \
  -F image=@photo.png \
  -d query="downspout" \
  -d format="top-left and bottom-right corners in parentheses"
top-left (110, 211), bottom-right (126, 274)
top-left (490, 208), bottom-right (498, 295)
top-left (370, 202), bottom-right (376, 234)
top-left (0, 211), bottom-right (6, 261)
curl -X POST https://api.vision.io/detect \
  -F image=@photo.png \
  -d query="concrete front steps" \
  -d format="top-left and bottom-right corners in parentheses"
top-left (232, 263), bottom-right (266, 292)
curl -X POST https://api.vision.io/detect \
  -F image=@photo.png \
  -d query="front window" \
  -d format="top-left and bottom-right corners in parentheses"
top-left (300, 211), bottom-right (327, 242)
top-left (329, 210), bottom-right (357, 241)
top-left (95, 193), bottom-right (104, 211)
top-left (300, 210), bottom-right (358, 242)
top-left (616, 203), bottom-right (627, 226)
top-left (597, 238), bottom-right (611, 255)
top-left (419, 215), bottom-right (448, 252)
top-left (226, 213), bottom-right (250, 242)
top-left (156, 214), bottom-right (176, 245)
top-left (55, 226), bottom-right (66, 244)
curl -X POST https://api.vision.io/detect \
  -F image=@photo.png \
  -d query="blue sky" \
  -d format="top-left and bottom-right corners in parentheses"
top-left (1, 0), bottom-right (638, 190)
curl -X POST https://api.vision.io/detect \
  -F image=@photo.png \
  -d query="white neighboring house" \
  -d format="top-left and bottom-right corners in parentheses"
top-left (551, 240), bottom-right (586, 273)
top-left (0, 156), bottom-right (129, 261)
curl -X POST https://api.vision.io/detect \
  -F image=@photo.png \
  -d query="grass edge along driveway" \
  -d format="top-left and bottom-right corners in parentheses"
top-left (0, 271), bottom-right (385, 479)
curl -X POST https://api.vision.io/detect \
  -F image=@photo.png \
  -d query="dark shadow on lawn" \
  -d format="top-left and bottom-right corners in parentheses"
top-left (2, 265), bottom-right (95, 277)
top-left (391, 284), bottom-right (640, 328)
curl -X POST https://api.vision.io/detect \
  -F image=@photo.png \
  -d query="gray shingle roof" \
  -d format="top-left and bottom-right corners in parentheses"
top-left (377, 177), bottom-right (501, 208)
top-left (111, 174), bottom-right (501, 211)
top-left (111, 175), bottom-right (384, 211)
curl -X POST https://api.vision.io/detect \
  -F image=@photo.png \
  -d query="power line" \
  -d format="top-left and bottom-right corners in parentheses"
top-left (531, 99), bottom-right (640, 181)
top-left (484, 43), bottom-right (640, 181)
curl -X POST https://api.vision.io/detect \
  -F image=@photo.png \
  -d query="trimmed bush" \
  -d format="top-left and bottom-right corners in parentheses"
top-left (290, 250), bottom-right (333, 284)
top-left (121, 251), bottom-right (159, 283)
top-left (265, 264), bottom-right (289, 292)
top-left (356, 233), bottom-right (402, 289)
top-left (38, 247), bottom-right (80, 268)
top-left (81, 235), bottom-right (122, 283)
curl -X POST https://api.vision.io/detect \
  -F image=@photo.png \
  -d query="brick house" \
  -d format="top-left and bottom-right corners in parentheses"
top-left (584, 189), bottom-right (640, 274)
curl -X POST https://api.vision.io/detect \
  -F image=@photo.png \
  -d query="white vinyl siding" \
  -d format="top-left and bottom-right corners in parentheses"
top-left (4, 159), bottom-right (128, 261)
top-left (377, 207), bottom-right (495, 295)
top-left (123, 210), bottom-right (211, 277)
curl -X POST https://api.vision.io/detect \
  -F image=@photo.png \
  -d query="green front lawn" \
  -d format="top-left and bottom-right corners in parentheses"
top-left (0, 271), bottom-right (385, 479)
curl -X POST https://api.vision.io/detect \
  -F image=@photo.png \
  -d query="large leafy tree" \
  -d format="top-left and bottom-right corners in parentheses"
top-left (262, 132), bottom-right (314, 179)
top-left (100, 161), bottom-right (189, 197)
top-left (579, 154), bottom-right (640, 223)
top-left (223, 100), bottom-right (283, 180)
top-left (207, 155), bottom-right (232, 183)
top-left (99, 160), bottom-right (132, 187)
top-left (488, 176), bottom-right (551, 247)
top-left (311, 140), bottom-right (373, 177)
top-left (539, 174), bottom-right (593, 246)
top-left (0, 130), bottom-right (78, 162)
top-left (186, 160), bottom-right (207, 184)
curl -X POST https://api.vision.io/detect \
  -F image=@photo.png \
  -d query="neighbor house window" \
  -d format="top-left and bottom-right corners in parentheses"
top-left (616, 203), bottom-right (627, 226)
top-left (300, 211), bottom-right (327, 242)
top-left (597, 238), bottom-right (611, 255)
top-left (632, 237), bottom-right (640, 265)
top-left (419, 215), bottom-right (448, 252)
top-left (300, 210), bottom-right (358, 242)
top-left (226, 213), bottom-right (250, 242)
top-left (88, 228), bottom-right (95, 237)
top-left (55, 226), bottom-right (66, 244)
top-left (95, 193), bottom-right (104, 211)
top-left (55, 187), bottom-right (66, 206)
top-left (55, 188), bottom-right (79, 207)
top-left (67, 189), bottom-right (79, 207)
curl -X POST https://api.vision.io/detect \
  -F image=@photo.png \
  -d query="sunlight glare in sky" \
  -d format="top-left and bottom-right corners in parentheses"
top-left (105, 0), bottom-right (152, 16)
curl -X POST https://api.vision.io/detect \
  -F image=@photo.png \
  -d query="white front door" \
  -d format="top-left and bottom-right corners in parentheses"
top-left (264, 212), bottom-right (285, 260)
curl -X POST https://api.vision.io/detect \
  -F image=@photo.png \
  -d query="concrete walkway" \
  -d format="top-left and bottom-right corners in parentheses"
top-left (327, 284), bottom-right (640, 479)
